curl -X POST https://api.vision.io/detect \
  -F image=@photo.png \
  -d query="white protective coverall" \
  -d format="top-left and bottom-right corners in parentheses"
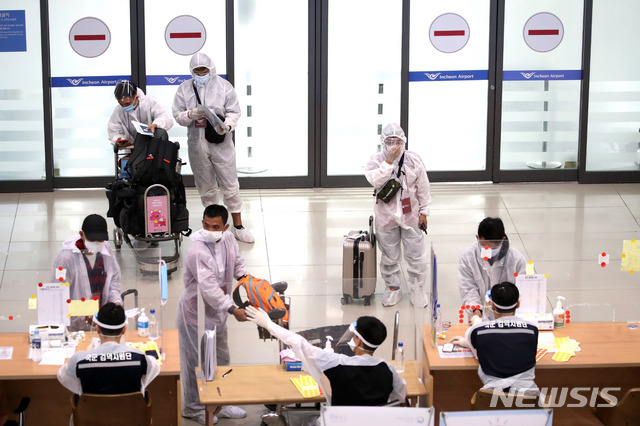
top-left (364, 125), bottom-right (432, 293)
top-left (458, 241), bottom-right (527, 320)
top-left (107, 88), bottom-right (174, 145)
top-left (262, 321), bottom-right (407, 407)
top-left (172, 53), bottom-right (242, 210)
top-left (177, 228), bottom-right (247, 416)
top-left (51, 236), bottom-right (122, 330)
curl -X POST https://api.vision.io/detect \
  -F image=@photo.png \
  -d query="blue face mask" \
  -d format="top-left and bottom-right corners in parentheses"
top-left (122, 103), bottom-right (135, 113)
top-left (194, 74), bottom-right (210, 85)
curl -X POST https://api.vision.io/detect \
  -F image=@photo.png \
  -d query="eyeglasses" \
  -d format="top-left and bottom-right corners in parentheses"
top-left (383, 137), bottom-right (403, 145)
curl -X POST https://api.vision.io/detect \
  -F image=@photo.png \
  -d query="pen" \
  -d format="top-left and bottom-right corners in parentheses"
top-left (222, 369), bottom-right (233, 377)
top-left (217, 386), bottom-right (221, 397)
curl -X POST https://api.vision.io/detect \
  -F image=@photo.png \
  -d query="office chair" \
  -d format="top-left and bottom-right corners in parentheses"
top-left (3, 397), bottom-right (30, 426)
top-left (471, 389), bottom-right (544, 410)
top-left (71, 392), bottom-right (151, 426)
top-left (592, 388), bottom-right (640, 426)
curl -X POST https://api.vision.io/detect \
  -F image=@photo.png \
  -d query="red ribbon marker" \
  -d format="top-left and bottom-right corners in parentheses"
top-left (93, 296), bottom-right (98, 301)
top-left (58, 266), bottom-right (63, 271)
top-left (459, 319), bottom-right (464, 323)
top-left (59, 277), bottom-right (64, 282)
top-left (38, 283), bottom-right (43, 287)
top-left (465, 305), bottom-right (470, 309)
top-left (514, 272), bottom-right (519, 277)
top-left (81, 297), bottom-right (85, 302)
top-left (601, 262), bottom-right (606, 268)
top-left (67, 299), bottom-right (71, 304)
top-left (601, 252), bottom-right (606, 257)
top-left (8, 316), bottom-right (13, 320)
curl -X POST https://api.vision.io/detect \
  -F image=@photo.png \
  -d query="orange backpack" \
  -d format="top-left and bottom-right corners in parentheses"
top-left (232, 275), bottom-right (289, 326)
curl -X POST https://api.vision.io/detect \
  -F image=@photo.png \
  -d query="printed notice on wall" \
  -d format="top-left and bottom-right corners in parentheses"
top-left (0, 10), bottom-right (27, 52)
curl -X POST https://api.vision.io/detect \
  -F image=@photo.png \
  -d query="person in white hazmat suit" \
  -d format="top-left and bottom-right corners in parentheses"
top-left (458, 217), bottom-right (527, 323)
top-left (246, 307), bottom-right (406, 413)
top-left (364, 123), bottom-right (432, 307)
top-left (172, 52), bottom-right (254, 244)
top-left (177, 204), bottom-right (248, 424)
top-left (107, 80), bottom-right (174, 148)
top-left (50, 214), bottom-right (122, 331)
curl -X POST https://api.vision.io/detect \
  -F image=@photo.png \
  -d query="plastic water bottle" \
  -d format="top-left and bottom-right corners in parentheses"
top-left (394, 342), bottom-right (405, 373)
top-left (148, 309), bottom-right (159, 341)
top-left (138, 308), bottom-right (149, 338)
top-left (436, 303), bottom-right (443, 335)
top-left (32, 331), bottom-right (42, 362)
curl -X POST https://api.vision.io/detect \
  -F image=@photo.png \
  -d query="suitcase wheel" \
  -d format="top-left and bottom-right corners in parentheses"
top-left (364, 296), bottom-right (371, 306)
top-left (341, 295), bottom-right (351, 305)
top-left (113, 228), bottom-right (123, 250)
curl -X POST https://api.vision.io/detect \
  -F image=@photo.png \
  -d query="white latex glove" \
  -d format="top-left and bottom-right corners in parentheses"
top-left (188, 108), bottom-right (205, 119)
top-left (245, 306), bottom-right (272, 331)
top-left (470, 315), bottom-right (483, 326)
top-left (450, 336), bottom-right (469, 348)
top-left (386, 144), bottom-right (403, 163)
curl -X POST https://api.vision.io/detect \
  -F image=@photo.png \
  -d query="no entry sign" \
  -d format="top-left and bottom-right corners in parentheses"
top-left (165, 15), bottom-right (206, 56)
top-left (69, 17), bottom-right (111, 58)
top-left (523, 12), bottom-right (564, 53)
top-left (429, 13), bottom-right (470, 54)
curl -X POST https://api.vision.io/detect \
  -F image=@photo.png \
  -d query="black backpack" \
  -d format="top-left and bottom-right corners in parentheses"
top-left (126, 128), bottom-right (179, 190)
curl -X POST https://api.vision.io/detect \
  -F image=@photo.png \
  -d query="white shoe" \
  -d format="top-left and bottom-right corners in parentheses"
top-left (382, 287), bottom-right (401, 307)
top-left (218, 405), bottom-right (247, 419)
top-left (182, 412), bottom-right (217, 425)
top-left (232, 226), bottom-right (255, 244)
top-left (410, 288), bottom-right (428, 308)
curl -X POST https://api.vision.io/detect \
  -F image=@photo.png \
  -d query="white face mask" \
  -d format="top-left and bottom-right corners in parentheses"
top-left (347, 338), bottom-right (357, 352)
top-left (84, 241), bottom-right (104, 254)
top-left (202, 229), bottom-right (223, 243)
top-left (491, 246), bottom-right (501, 258)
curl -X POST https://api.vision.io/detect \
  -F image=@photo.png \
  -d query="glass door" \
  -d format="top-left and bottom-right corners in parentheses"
top-left (48, 0), bottom-right (132, 182)
top-left (496, 0), bottom-right (584, 180)
top-left (408, 0), bottom-right (493, 180)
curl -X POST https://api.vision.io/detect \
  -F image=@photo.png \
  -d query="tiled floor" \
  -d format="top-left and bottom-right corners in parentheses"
top-left (1, 182), bottom-right (640, 425)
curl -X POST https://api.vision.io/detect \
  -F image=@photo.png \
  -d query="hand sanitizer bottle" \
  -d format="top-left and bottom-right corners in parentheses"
top-left (553, 296), bottom-right (566, 328)
top-left (138, 308), bottom-right (149, 337)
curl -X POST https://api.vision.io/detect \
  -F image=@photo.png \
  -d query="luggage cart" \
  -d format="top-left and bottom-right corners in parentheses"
top-left (117, 183), bottom-right (182, 275)
top-left (108, 142), bottom-right (188, 275)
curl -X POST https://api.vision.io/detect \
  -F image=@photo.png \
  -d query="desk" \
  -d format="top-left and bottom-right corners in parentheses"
top-left (198, 360), bottom-right (427, 426)
top-left (0, 330), bottom-right (181, 426)
top-left (423, 323), bottom-right (640, 426)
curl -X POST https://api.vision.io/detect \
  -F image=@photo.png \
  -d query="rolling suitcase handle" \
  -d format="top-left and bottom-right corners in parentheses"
top-left (369, 215), bottom-right (375, 243)
top-left (121, 289), bottom-right (139, 330)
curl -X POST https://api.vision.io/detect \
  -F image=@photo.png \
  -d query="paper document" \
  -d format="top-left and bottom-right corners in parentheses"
top-left (37, 282), bottom-right (70, 326)
top-left (131, 120), bottom-right (154, 136)
top-left (202, 329), bottom-right (216, 381)
top-left (196, 104), bottom-right (225, 129)
top-left (39, 348), bottom-right (67, 365)
top-left (437, 345), bottom-right (474, 358)
top-left (0, 347), bottom-right (13, 360)
top-left (515, 274), bottom-right (547, 314)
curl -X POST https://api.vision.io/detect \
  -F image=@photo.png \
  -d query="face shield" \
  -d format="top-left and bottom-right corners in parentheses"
top-left (336, 321), bottom-right (381, 353)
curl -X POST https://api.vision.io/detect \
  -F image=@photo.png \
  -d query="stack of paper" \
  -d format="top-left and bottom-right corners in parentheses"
top-left (127, 340), bottom-right (162, 365)
top-left (291, 375), bottom-right (323, 398)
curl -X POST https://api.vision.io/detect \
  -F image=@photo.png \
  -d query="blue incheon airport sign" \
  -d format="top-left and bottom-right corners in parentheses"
top-left (503, 70), bottom-right (581, 81)
top-left (409, 70), bottom-right (488, 81)
top-left (51, 74), bottom-right (228, 88)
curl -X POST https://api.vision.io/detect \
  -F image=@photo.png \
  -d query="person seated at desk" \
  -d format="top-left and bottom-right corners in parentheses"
top-left (458, 217), bottom-right (527, 322)
top-left (246, 307), bottom-right (407, 407)
top-left (451, 282), bottom-right (539, 394)
top-left (57, 303), bottom-right (160, 395)
top-left (51, 214), bottom-right (122, 331)
top-left (108, 80), bottom-right (174, 149)
top-left (177, 204), bottom-right (249, 424)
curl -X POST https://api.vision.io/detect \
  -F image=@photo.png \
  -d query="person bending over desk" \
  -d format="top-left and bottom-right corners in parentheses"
top-left (246, 307), bottom-right (407, 407)
top-left (57, 303), bottom-right (160, 396)
top-left (458, 217), bottom-right (527, 323)
top-left (451, 282), bottom-right (539, 394)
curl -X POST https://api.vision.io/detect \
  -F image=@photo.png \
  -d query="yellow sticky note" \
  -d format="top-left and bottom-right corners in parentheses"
top-left (557, 340), bottom-right (580, 356)
top-left (69, 299), bottom-right (99, 316)
top-left (526, 261), bottom-right (535, 275)
top-left (621, 240), bottom-right (640, 272)
top-left (28, 297), bottom-right (37, 310)
top-left (552, 352), bottom-right (573, 362)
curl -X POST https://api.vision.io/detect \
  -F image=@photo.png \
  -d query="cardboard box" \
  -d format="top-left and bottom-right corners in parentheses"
top-left (29, 324), bottom-right (66, 342)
